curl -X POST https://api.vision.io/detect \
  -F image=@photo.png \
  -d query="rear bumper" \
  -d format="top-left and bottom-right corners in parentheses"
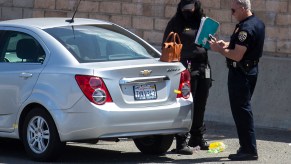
top-left (53, 97), bottom-right (193, 141)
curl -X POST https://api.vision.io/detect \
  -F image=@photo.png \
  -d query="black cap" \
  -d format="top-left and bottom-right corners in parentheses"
top-left (180, 0), bottom-right (196, 10)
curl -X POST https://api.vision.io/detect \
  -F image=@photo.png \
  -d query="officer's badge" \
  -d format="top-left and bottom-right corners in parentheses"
top-left (238, 31), bottom-right (247, 42)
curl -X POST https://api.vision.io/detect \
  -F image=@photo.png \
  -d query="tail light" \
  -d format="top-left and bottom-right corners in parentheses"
top-left (75, 75), bottom-right (112, 105)
top-left (177, 70), bottom-right (191, 99)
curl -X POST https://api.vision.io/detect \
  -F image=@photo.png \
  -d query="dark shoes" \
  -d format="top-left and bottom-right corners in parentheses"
top-left (228, 152), bottom-right (258, 161)
top-left (171, 146), bottom-right (193, 155)
top-left (228, 148), bottom-right (258, 161)
top-left (188, 137), bottom-right (209, 150)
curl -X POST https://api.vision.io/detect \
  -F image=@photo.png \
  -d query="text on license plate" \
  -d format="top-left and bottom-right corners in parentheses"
top-left (133, 84), bottom-right (157, 100)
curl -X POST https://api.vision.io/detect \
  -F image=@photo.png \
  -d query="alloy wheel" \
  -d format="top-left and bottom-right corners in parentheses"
top-left (27, 116), bottom-right (50, 154)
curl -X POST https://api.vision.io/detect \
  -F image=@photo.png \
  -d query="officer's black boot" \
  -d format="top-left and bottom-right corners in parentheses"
top-left (188, 125), bottom-right (209, 150)
top-left (172, 133), bottom-right (193, 155)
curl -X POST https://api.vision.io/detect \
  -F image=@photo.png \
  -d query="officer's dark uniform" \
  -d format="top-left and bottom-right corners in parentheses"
top-left (226, 14), bottom-right (265, 154)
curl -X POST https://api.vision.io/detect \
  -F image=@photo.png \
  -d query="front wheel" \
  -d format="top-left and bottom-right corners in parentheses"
top-left (22, 108), bottom-right (65, 161)
top-left (133, 135), bottom-right (174, 155)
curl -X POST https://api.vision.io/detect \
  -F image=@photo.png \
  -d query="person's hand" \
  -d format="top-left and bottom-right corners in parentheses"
top-left (209, 39), bottom-right (222, 52)
top-left (216, 40), bottom-right (228, 48)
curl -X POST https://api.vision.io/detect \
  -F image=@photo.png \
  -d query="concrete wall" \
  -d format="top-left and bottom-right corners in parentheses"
top-left (206, 52), bottom-right (291, 130)
top-left (0, 0), bottom-right (291, 57)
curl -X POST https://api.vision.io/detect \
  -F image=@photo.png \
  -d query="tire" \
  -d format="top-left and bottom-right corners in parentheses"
top-left (133, 135), bottom-right (174, 155)
top-left (22, 108), bottom-right (65, 162)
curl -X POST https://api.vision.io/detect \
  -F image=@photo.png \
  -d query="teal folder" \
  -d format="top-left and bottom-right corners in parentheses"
top-left (195, 17), bottom-right (219, 49)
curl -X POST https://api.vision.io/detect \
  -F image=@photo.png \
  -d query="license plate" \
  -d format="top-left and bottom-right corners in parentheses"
top-left (133, 84), bottom-right (157, 100)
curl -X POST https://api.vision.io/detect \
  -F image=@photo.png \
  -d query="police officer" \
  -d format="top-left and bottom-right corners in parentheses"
top-left (209, 0), bottom-right (265, 161)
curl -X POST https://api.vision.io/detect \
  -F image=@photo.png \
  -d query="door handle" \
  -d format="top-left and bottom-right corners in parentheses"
top-left (19, 72), bottom-right (33, 79)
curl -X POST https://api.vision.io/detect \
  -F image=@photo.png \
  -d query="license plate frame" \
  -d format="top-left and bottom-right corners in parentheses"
top-left (133, 84), bottom-right (157, 101)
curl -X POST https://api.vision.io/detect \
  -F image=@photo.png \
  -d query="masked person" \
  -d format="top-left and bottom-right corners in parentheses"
top-left (163, 0), bottom-right (212, 155)
top-left (209, 0), bottom-right (265, 161)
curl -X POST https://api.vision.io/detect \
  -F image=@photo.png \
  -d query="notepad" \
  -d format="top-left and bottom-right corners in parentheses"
top-left (195, 17), bottom-right (219, 49)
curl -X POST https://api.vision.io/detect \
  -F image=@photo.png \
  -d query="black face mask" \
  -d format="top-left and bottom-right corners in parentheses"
top-left (182, 11), bottom-right (195, 22)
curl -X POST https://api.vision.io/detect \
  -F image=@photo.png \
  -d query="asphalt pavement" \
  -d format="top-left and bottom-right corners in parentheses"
top-left (0, 121), bottom-right (290, 163)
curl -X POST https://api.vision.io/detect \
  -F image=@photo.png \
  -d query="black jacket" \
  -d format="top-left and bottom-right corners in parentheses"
top-left (163, 16), bottom-right (208, 64)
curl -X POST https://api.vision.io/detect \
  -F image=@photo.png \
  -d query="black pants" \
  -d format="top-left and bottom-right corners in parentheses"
top-left (176, 66), bottom-right (212, 146)
top-left (189, 73), bottom-right (212, 136)
top-left (228, 67), bottom-right (258, 154)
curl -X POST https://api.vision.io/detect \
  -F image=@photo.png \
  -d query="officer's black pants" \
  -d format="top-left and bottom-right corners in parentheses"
top-left (228, 67), bottom-right (258, 154)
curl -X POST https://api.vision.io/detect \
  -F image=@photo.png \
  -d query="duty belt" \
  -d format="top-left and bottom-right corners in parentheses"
top-left (227, 59), bottom-right (259, 73)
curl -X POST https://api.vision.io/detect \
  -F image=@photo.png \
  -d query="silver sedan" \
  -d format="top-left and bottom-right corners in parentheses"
top-left (0, 17), bottom-right (193, 161)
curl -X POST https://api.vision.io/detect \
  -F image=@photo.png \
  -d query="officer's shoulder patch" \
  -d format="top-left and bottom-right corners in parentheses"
top-left (238, 31), bottom-right (247, 42)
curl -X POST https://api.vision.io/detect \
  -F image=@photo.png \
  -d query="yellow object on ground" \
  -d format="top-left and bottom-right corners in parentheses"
top-left (208, 141), bottom-right (226, 153)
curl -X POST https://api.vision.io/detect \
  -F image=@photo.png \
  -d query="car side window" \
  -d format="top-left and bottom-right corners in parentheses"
top-left (0, 31), bottom-right (45, 63)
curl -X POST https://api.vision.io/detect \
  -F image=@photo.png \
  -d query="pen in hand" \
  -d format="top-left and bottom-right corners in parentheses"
top-left (209, 34), bottom-right (216, 41)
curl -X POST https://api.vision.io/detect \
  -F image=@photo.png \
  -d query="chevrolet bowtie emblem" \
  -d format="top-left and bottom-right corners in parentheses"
top-left (140, 70), bottom-right (152, 76)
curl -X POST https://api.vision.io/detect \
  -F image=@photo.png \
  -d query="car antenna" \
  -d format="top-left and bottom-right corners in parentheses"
top-left (66, 0), bottom-right (82, 23)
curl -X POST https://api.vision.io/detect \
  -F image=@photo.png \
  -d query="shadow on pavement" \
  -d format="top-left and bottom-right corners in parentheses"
top-left (0, 139), bottom-right (176, 163)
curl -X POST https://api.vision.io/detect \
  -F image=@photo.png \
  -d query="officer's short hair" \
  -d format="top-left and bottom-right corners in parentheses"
top-left (234, 0), bottom-right (251, 10)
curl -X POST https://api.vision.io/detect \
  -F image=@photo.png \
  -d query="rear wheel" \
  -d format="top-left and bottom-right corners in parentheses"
top-left (22, 108), bottom-right (65, 161)
top-left (133, 135), bottom-right (174, 155)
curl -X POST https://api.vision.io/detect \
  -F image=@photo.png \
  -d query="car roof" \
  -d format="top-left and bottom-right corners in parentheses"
top-left (0, 17), bottom-right (112, 29)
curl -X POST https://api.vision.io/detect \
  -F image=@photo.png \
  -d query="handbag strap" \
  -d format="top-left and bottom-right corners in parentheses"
top-left (165, 32), bottom-right (175, 43)
top-left (174, 33), bottom-right (182, 44)
top-left (165, 32), bottom-right (182, 44)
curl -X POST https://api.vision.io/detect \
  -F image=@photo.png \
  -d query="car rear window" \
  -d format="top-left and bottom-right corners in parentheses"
top-left (44, 25), bottom-right (160, 63)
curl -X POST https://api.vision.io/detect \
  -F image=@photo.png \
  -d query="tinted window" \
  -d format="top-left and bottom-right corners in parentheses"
top-left (0, 31), bottom-right (45, 63)
top-left (45, 25), bottom-right (160, 63)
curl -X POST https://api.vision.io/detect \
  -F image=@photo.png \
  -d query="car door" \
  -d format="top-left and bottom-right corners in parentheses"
top-left (0, 30), bottom-right (46, 132)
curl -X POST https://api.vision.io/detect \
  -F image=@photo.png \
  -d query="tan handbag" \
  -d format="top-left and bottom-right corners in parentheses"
top-left (160, 32), bottom-right (183, 62)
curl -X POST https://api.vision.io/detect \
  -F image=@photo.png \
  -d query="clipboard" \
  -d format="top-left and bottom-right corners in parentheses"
top-left (195, 17), bottom-right (219, 49)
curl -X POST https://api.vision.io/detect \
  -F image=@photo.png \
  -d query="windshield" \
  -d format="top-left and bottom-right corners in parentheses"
top-left (44, 25), bottom-right (160, 63)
